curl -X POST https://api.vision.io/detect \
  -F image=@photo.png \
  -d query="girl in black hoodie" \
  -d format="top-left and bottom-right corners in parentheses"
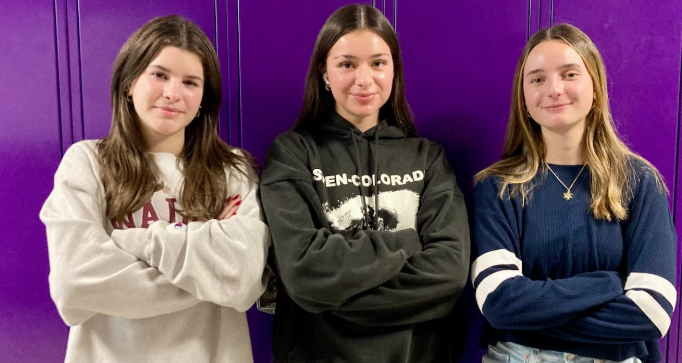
top-left (261, 4), bottom-right (470, 362)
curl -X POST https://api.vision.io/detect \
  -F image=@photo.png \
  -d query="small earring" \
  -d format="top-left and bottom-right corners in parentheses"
top-left (325, 82), bottom-right (330, 91)
top-left (196, 106), bottom-right (201, 118)
top-left (525, 109), bottom-right (532, 120)
top-left (127, 94), bottom-right (132, 103)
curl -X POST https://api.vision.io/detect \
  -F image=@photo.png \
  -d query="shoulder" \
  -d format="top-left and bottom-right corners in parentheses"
top-left (271, 130), bottom-right (309, 148)
top-left (626, 155), bottom-right (666, 195)
top-left (64, 139), bottom-right (99, 158)
top-left (221, 146), bottom-right (258, 186)
top-left (53, 140), bottom-right (105, 195)
top-left (265, 131), bottom-right (311, 162)
top-left (407, 137), bottom-right (449, 168)
top-left (473, 173), bottom-right (511, 209)
top-left (59, 140), bottom-right (102, 175)
top-left (474, 174), bottom-right (504, 195)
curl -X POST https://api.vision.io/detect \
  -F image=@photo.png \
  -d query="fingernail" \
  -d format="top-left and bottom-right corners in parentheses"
top-left (232, 212), bottom-right (236, 216)
top-left (236, 201), bottom-right (242, 206)
top-left (234, 194), bottom-right (240, 200)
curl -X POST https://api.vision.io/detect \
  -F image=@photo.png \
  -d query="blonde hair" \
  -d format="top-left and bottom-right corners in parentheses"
top-left (475, 23), bottom-right (665, 221)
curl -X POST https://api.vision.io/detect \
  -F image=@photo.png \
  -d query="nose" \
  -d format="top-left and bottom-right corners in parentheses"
top-left (163, 79), bottom-right (181, 101)
top-left (546, 76), bottom-right (564, 98)
top-left (355, 64), bottom-right (373, 87)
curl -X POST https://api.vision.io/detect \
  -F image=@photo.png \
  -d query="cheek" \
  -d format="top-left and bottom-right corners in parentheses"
top-left (133, 80), bottom-right (159, 103)
top-left (523, 86), bottom-right (540, 107)
top-left (571, 81), bottom-right (593, 103)
top-left (377, 70), bottom-right (394, 94)
top-left (185, 90), bottom-right (203, 108)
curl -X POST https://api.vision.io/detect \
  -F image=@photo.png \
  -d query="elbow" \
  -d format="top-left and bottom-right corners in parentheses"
top-left (49, 274), bottom-right (93, 326)
top-left (232, 271), bottom-right (268, 313)
top-left (484, 311), bottom-right (506, 330)
top-left (279, 272), bottom-right (344, 314)
top-left (282, 282), bottom-right (337, 314)
top-left (450, 271), bottom-right (468, 297)
top-left (476, 293), bottom-right (506, 329)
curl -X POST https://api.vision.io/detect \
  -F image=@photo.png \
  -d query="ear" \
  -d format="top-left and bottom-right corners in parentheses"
top-left (127, 79), bottom-right (138, 96)
top-left (318, 63), bottom-right (328, 84)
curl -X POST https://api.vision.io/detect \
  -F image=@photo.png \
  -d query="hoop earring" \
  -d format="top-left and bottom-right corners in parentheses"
top-left (324, 83), bottom-right (330, 91)
top-left (127, 95), bottom-right (132, 103)
top-left (196, 106), bottom-right (201, 118)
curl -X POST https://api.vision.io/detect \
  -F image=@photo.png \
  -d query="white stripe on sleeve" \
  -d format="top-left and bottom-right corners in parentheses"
top-left (475, 269), bottom-right (522, 313)
top-left (471, 249), bottom-right (523, 286)
top-left (625, 290), bottom-right (671, 337)
top-left (625, 272), bottom-right (677, 310)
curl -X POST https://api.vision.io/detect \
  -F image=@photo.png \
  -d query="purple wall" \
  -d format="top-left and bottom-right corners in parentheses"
top-left (0, 1), bottom-right (68, 361)
top-left (1, 1), bottom-right (680, 362)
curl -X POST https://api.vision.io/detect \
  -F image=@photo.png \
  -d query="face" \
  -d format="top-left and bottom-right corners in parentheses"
top-left (128, 46), bottom-right (204, 148)
top-left (324, 29), bottom-right (394, 125)
top-left (523, 40), bottom-right (594, 134)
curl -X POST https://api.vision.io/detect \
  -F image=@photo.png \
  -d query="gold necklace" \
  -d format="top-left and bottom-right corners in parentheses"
top-left (544, 161), bottom-right (587, 201)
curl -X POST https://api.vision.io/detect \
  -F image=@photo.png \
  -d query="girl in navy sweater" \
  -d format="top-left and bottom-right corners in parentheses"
top-left (473, 24), bottom-right (676, 363)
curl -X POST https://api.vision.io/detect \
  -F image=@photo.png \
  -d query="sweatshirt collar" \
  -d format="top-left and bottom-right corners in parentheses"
top-left (313, 110), bottom-right (405, 140)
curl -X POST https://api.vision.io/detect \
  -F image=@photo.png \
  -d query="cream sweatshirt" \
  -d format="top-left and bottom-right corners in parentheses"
top-left (40, 140), bottom-right (270, 363)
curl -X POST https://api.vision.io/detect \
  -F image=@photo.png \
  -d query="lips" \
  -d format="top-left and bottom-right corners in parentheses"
top-left (156, 106), bottom-right (183, 116)
top-left (353, 93), bottom-right (375, 102)
top-left (543, 103), bottom-right (571, 110)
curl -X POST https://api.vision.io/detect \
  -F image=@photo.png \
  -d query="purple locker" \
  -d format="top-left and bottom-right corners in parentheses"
top-left (0, 1), bottom-right (67, 362)
top-left (395, 2), bottom-right (528, 362)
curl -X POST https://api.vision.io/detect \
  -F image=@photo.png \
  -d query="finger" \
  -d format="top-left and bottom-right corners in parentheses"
top-left (219, 200), bottom-right (236, 219)
top-left (220, 204), bottom-right (239, 220)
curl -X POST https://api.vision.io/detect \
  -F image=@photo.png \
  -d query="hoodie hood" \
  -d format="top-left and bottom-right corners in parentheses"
top-left (310, 110), bottom-right (408, 141)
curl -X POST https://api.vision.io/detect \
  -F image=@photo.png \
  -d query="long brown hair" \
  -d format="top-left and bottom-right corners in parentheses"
top-left (294, 4), bottom-right (417, 137)
top-left (475, 23), bottom-right (665, 221)
top-left (99, 15), bottom-right (256, 222)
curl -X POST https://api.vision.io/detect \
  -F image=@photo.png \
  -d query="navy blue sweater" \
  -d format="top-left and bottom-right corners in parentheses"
top-left (472, 160), bottom-right (677, 362)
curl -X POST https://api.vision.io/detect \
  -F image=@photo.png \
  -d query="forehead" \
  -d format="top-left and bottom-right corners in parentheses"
top-left (149, 46), bottom-right (203, 74)
top-left (328, 29), bottom-right (391, 56)
top-left (524, 40), bottom-right (586, 71)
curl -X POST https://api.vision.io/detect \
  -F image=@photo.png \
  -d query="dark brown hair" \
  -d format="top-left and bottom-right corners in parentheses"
top-left (99, 15), bottom-right (256, 222)
top-left (294, 4), bottom-right (417, 137)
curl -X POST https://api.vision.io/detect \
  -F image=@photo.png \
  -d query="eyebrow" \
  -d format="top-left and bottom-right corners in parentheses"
top-left (525, 63), bottom-right (582, 77)
top-left (333, 53), bottom-right (391, 60)
top-left (150, 64), bottom-right (204, 83)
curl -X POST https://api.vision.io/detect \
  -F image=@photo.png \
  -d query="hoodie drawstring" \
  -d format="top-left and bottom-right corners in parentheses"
top-left (372, 129), bottom-right (380, 229)
top-left (351, 127), bottom-right (370, 228)
top-left (350, 126), bottom-right (382, 230)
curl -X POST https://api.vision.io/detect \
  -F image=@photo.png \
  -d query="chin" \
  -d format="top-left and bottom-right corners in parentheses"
top-left (539, 120), bottom-right (584, 134)
top-left (351, 106), bottom-right (380, 117)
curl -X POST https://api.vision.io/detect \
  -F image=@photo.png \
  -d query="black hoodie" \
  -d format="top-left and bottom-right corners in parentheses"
top-left (261, 111), bottom-right (471, 363)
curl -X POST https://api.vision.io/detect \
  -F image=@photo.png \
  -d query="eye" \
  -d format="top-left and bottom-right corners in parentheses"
top-left (529, 77), bottom-right (543, 84)
top-left (184, 80), bottom-right (199, 87)
top-left (152, 72), bottom-right (167, 79)
top-left (564, 71), bottom-right (579, 79)
top-left (338, 61), bottom-right (353, 69)
top-left (372, 60), bottom-right (387, 67)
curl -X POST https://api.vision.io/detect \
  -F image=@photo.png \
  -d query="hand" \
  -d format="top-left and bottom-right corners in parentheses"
top-left (218, 194), bottom-right (242, 220)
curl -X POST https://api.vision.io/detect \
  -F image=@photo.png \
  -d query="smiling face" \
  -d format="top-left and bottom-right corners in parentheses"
top-left (128, 46), bottom-right (204, 152)
top-left (323, 29), bottom-right (394, 127)
top-left (523, 40), bottom-right (594, 135)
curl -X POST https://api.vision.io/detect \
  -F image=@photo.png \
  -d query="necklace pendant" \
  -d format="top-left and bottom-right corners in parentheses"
top-left (563, 191), bottom-right (573, 201)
